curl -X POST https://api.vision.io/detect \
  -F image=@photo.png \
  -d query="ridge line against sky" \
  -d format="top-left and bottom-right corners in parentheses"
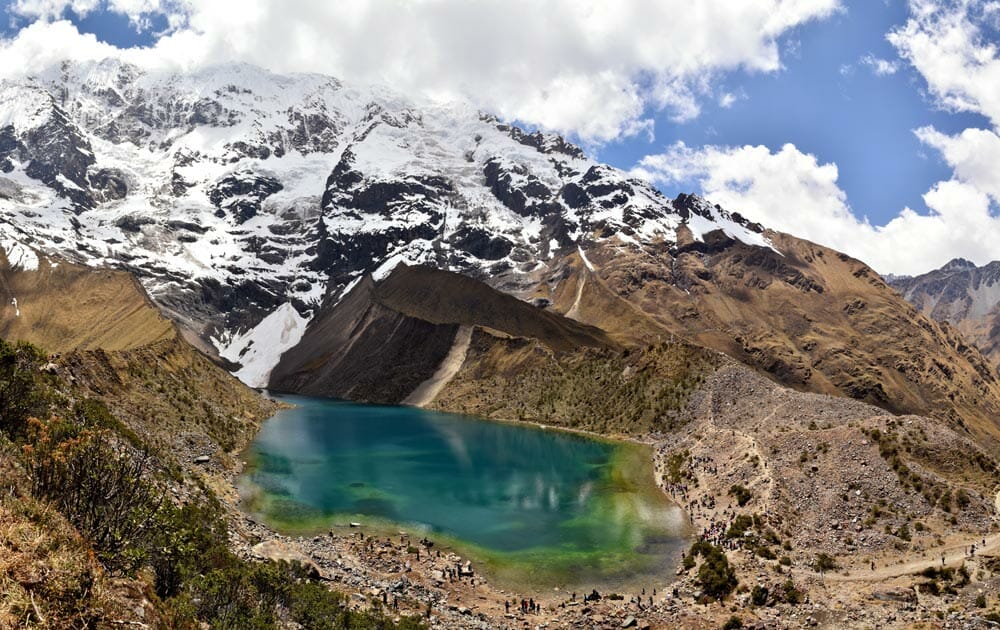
top-left (1, 0), bottom-right (999, 275)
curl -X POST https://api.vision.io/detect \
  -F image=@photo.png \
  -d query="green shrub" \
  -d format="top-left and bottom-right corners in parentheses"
top-left (781, 579), bottom-right (803, 604)
top-left (24, 421), bottom-right (162, 575)
top-left (812, 553), bottom-right (838, 572)
top-left (0, 339), bottom-right (51, 438)
top-left (726, 514), bottom-right (754, 540)
top-left (729, 484), bottom-right (753, 507)
top-left (690, 542), bottom-right (738, 601)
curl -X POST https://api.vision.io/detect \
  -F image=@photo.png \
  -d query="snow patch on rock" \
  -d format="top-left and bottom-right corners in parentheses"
top-left (214, 303), bottom-right (310, 388)
top-left (0, 238), bottom-right (39, 271)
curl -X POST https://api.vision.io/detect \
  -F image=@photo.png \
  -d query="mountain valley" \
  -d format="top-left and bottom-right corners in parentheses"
top-left (0, 59), bottom-right (998, 629)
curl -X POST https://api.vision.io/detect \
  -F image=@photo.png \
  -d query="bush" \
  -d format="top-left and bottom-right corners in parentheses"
top-left (147, 496), bottom-right (233, 599)
top-left (895, 524), bottom-right (911, 541)
top-left (812, 553), bottom-right (838, 572)
top-left (722, 616), bottom-right (743, 629)
top-left (0, 339), bottom-right (50, 438)
top-left (750, 585), bottom-right (769, 606)
top-left (955, 489), bottom-right (970, 509)
top-left (781, 579), bottom-right (803, 605)
top-left (726, 514), bottom-right (754, 540)
top-left (23, 420), bottom-right (162, 575)
top-left (729, 484), bottom-right (753, 507)
top-left (690, 542), bottom-right (738, 601)
top-left (975, 593), bottom-right (986, 608)
top-left (683, 553), bottom-right (696, 571)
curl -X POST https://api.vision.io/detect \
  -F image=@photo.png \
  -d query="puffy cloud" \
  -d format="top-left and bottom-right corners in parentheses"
top-left (10, 0), bottom-right (101, 20)
top-left (0, 0), bottom-right (842, 143)
top-left (631, 141), bottom-right (1000, 275)
top-left (627, 1), bottom-right (1000, 276)
top-left (916, 126), bottom-right (1000, 200)
top-left (889, 0), bottom-right (1000, 125)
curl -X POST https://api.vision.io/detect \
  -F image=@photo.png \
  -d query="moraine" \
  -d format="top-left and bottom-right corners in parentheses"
top-left (239, 394), bottom-right (689, 589)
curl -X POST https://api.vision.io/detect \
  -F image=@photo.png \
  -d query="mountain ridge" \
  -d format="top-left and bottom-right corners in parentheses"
top-left (890, 257), bottom-right (1000, 368)
top-left (2, 58), bottom-right (1000, 445)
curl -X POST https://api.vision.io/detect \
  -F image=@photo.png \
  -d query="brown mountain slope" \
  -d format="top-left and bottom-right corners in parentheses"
top-left (541, 229), bottom-right (1000, 445)
top-left (0, 254), bottom-right (174, 352)
top-left (431, 329), bottom-right (722, 434)
top-left (374, 264), bottom-right (614, 352)
top-left (889, 258), bottom-right (1000, 366)
top-left (0, 247), bottom-right (275, 459)
top-left (270, 264), bottom-right (616, 402)
top-left (269, 273), bottom-right (461, 402)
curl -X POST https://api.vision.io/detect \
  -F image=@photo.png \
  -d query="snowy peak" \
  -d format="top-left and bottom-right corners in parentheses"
top-left (0, 58), bottom-right (779, 385)
top-left (889, 257), bottom-right (1000, 367)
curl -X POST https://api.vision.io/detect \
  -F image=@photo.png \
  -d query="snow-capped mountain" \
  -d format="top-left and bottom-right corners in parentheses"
top-left (0, 59), bottom-right (771, 385)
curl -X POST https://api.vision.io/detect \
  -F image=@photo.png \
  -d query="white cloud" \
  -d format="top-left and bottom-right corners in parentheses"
top-left (889, 0), bottom-right (1000, 125)
top-left (860, 53), bottom-right (900, 76)
top-left (626, 1), bottom-right (1000, 276)
top-left (719, 91), bottom-right (745, 108)
top-left (631, 141), bottom-right (1000, 275)
top-left (0, 0), bottom-right (842, 143)
top-left (916, 125), bottom-right (1000, 199)
top-left (11, 0), bottom-right (101, 20)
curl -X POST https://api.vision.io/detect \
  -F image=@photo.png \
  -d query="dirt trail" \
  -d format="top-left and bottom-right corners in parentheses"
top-left (794, 529), bottom-right (1000, 583)
top-left (799, 493), bottom-right (1000, 583)
top-left (403, 325), bottom-right (473, 407)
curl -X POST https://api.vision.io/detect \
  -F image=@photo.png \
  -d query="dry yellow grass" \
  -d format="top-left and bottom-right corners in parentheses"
top-left (0, 451), bottom-right (155, 628)
top-left (0, 255), bottom-right (174, 354)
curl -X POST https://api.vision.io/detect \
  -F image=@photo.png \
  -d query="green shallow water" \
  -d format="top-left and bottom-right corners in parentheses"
top-left (240, 394), bottom-right (689, 589)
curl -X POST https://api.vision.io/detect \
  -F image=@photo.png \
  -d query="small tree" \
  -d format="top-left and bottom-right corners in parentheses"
top-left (729, 484), bottom-right (753, 507)
top-left (812, 553), bottom-right (838, 572)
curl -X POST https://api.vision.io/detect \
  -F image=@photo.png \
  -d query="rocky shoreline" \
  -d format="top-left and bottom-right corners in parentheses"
top-left (195, 366), bottom-right (1000, 629)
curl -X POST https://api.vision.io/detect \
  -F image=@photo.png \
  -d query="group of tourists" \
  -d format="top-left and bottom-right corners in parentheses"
top-left (505, 598), bottom-right (539, 614)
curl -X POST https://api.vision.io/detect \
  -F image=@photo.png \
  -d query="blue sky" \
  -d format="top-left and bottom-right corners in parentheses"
top-left (0, 0), bottom-right (998, 273)
top-left (603, 0), bottom-right (991, 226)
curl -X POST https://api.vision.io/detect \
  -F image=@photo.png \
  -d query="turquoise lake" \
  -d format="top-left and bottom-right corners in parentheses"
top-left (240, 394), bottom-right (689, 588)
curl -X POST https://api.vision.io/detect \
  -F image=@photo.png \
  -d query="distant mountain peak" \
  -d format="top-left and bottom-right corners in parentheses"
top-left (941, 257), bottom-right (977, 271)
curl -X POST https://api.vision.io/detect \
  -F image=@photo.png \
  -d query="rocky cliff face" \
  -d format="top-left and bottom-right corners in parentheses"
top-left (0, 59), bottom-right (767, 386)
top-left (890, 258), bottom-right (1000, 367)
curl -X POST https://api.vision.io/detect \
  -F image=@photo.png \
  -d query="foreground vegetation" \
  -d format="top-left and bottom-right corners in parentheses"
top-left (0, 337), bottom-right (422, 628)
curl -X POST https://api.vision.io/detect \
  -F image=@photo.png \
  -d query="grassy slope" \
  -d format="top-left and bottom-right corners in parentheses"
top-left (0, 256), bottom-right (174, 352)
top-left (0, 254), bottom-right (275, 460)
top-left (432, 328), bottom-right (722, 435)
